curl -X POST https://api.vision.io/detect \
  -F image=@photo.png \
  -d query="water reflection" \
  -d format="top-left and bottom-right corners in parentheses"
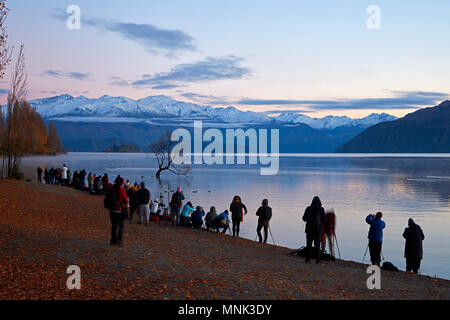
top-left (20, 153), bottom-right (450, 279)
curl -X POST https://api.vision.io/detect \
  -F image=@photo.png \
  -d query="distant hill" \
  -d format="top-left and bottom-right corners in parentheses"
top-left (103, 144), bottom-right (143, 153)
top-left (336, 100), bottom-right (450, 153)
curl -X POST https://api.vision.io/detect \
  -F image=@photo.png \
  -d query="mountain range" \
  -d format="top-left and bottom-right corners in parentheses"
top-left (337, 100), bottom-right (450, 153)
top-left (30, 94), bottom-right (396, 128)
top-left (26, 94), bottom-right (450, 153)
top-left (26, 94), bottom-right (402, 152)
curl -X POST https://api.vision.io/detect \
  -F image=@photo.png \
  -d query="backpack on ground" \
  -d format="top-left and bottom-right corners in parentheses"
top-left (289, 246), bottom-right (331, 261)
top-left (382, 261), bottom-right (399, 271)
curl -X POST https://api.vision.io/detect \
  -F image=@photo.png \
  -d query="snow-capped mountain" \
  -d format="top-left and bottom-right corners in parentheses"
top-left (29, 94), bottom-right (273, 124)
top-left (274, 112), bottom-right (397, 130)
top-left (28, 94), bottom-right (396, 128)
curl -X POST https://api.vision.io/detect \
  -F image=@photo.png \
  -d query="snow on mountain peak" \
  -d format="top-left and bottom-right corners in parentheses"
top-left (28, 94), bottom-right (396, 128)
top-left (29, 94), bottom-right (274, 124)
top-left (274, 112), bottom-right (396, 129)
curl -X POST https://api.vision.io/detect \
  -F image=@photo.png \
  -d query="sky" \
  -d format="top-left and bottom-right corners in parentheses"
top-left (2, 0), bottom-right (450, 118)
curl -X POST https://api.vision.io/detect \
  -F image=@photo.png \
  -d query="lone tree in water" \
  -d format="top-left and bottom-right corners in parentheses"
top-left (149, 131), bottom-right (191, 181)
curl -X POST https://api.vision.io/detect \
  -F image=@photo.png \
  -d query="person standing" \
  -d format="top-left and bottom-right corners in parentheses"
top-left (366, 212), bottom-right (386, 266)
top-left (230, 195), bottom-right (248, 238)
top-left (321, 209), bottom-right (337, 260)
top-left (170, 187), bottom-right (185, 226)
top-left (37, 167), bottom-right (43, 183)
top-left (61, 164), bottom-right (68, 186)
top-left (256, 199), bottom-right (272, 244)
top-left (302, 196), bottom-right (326, 263)
top-left (102, 174), bottom-right (109, 190)
top-left (136, 182), bottom-right (151, 226)
top-left (126, 182), bottom-right (139, 223)
top-left (106, 177), bottom-right (128, 246)
top-left (403, 218), bottom-right (425, 274)
top-left (44, 168), bottom-right (49, 184)
top-left (87, 172), bottom-right (94, 193)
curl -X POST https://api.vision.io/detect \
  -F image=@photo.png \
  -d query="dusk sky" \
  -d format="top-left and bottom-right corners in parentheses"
top-left (2, 0), bottom-right (450, 118)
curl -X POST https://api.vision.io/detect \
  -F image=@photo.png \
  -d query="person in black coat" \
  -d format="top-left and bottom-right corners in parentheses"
top-left (256, 199), bottom-right (272, 244)
top-left (302, 196), bottom-right (326, 263)
top-left (403, 218), bottom-right (425, 274)
top-left (229, 195), bottom-right (248, 238)
top-left (37, 167), bottom-right (43, 183)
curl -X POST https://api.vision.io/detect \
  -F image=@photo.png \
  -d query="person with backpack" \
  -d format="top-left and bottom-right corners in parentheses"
top-left (302, 196), bottom-right (326, 263)
top-left (191, 206), bottom-right (206, 229)
top-left (170, 187), bottom-right (185, 226)
top-left (136, 182), bottom-right (151, 226)
top-left (230, 195), bottom-right (248, 238)
top-left (321, 209), bottom-right (337, 260)
top-left (37, 167), bottom-right (43, 183)
top-left (366, 212), bottom-right (386, 266)
top-left (256, 199), bottom-right (272, 244)
top-left (105, 177), bottom-right (129, 246)
top-left (403, 218), bottom-right (425, 274)
top-left (205, 206), bottom-right (218, 231)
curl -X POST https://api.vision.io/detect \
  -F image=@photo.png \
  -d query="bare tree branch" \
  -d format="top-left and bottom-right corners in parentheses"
top-left (149, 131), bottom-right (191, 181)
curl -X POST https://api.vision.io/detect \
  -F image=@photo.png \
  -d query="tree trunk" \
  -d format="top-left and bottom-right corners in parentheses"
top-left (155, 168), bottom-right (163, 181)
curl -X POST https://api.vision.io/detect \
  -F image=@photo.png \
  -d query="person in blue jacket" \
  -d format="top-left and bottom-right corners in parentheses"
top-left (191, 206), bottom-right (206, 229)
top-left (366, 212), bottom-right (386, 266)
top-left (213, 210), bottom-right (231, 233)
top-left (180, 202), bottom-right (195, 227)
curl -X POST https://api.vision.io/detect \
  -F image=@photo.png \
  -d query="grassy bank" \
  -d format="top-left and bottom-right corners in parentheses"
top-left (0, 180), bottom-right (448, 300)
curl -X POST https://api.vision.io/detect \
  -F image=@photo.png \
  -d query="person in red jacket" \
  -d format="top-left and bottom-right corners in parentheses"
top-left (109, 177), bottom-right (129, 246)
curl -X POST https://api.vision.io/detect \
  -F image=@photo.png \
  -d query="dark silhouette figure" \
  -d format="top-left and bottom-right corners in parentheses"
top-left (37, 167), bottom-right (43, 183)
top-left (302, 196), bottom-right (326, 263)
top-left (256, 199), bottom-right (272, 243)
top-left (403, 218), bottom-right (425, 274)
top-left (230, 195), bottom-right (247, 237)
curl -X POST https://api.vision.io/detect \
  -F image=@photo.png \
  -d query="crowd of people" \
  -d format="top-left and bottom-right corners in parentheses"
top-left (36, 165), bottom-right (426, 274)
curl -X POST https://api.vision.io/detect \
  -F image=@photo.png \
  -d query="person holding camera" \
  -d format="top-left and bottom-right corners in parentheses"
top-left (366, 212), bottom-right (386, 266)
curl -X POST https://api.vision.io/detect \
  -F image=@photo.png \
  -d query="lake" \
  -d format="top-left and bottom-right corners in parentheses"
top-left (20, 153), bottom-right (450, 279)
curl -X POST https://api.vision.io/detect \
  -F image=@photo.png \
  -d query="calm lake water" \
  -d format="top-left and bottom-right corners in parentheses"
top-left (21, 153), bottom-right (450, 280)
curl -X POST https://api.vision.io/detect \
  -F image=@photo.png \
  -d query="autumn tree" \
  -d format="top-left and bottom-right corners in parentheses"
top-left (46, 122), bottom-right (63, 153)
top-left (150, 131), bottom-right (191, 181)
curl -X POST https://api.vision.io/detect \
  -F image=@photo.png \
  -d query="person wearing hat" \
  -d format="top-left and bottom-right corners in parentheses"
top-left (366, 212), bottom-right (386, 266)
top-left (403, 218), bottom-right (425, 274)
